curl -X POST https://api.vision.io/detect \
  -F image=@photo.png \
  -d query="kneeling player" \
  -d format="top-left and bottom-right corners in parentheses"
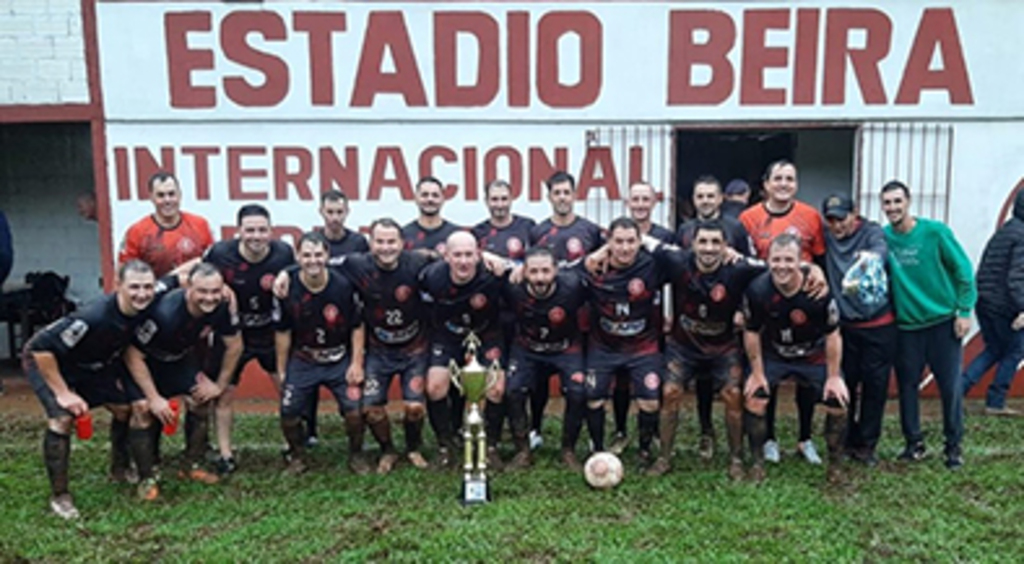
top-left (123, 263), bottom-right (242, 498)
top-left (275, 233), bottom-right (366, 474)
top-left (742, 234), bottom-right (849, 483)
top-left (23, 260), bottom-right (155, 518)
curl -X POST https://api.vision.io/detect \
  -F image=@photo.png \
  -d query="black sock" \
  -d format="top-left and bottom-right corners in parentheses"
top-left (484, 400), bottom-right (504, 448)
top-left (281, 416), bottom-right (306, 456)
top-left (110, 417), bottom-right (130, 475)
top-left (128, 427), bottom-right (156, 480)
top-left (448, 388), bottom-right (465, 432)
top-left (797, 385), bottom-right (817, 443)
top-left (696, 378), bottom-right (715, 435)
top-left (531, 379), bottom-right (550, 432)
top-left (148, 420), bottom-right (163, 466)
top-left (824, 412), bottom-right (848, 462)
top-left (562, 396), bottom-right (585, 450)
top-left (638, 410), bottom-right (658, 453)
top-left (586, 405), bottom-right (606, 452)
top-left (765, 385), bottom-right (779, 441)
top-left (613, 383), bottom-right (630, 436)
top-left (404, 417), bottom-right (424, 452)
top-left (507, 391), bottom-right (529, 440)
top-left (427, 398), bottom-right (454, 448)
top-left (184, 410), bottom-right (209, 465)
top-left (43, 429), bottom-right (71, 497)
top-left (305, 392), bottom-right (320, 439)
top-left (745, 410), bottom-right (767, 465)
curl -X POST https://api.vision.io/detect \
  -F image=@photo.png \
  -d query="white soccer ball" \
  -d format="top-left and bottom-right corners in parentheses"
top-left (584, 452), bottom-right (624, 489)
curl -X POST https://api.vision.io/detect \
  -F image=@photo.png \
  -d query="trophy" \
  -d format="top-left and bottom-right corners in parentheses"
top-left (448, 332), bottom-right (501, 505)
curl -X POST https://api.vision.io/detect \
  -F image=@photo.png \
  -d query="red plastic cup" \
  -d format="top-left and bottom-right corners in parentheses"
top-left (75, 412), bottom-right (93, 440)
top-left (163, 398), bottom-right (181, 435)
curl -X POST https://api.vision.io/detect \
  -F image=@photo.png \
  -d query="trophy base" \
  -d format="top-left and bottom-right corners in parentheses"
top-left (461, 477), bottom-right (490, 506)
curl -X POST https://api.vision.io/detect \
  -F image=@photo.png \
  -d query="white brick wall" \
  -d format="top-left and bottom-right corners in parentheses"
top-left (0, 0), bottom-right (88, 105)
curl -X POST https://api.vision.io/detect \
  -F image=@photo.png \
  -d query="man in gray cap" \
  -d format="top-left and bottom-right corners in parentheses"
top-left (822, 194), bottom-right (896, 466)
top-left (721, 179), bottom-right (752, 220)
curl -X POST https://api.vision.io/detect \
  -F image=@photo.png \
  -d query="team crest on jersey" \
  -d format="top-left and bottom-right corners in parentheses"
top-left (59, 320), bottom-right (89, 348)
top-left (644, 372), bottom-right (660, 390)
top-left (506, 237), bottom-right (524, 255)
top-left (548, 307), bottom-right (566, 324)
top-left (346, 386), bottom-right (362, 401)
top-left (790, 309), bottom-right (807, 325)
top-left (485, 346), bottom-right (501, 361)
top-left (323, 304), bottom-right (339, 324)
top-left (435, 243), bottom-right (447, 255)
top-left (628, 278), bottom-right (646, 297)
top-left (710, 284), bottom-right (727, 303)
top-left (566, 237), bottom-right (583, 257)
top-left (395, 285), bottom-right (412, 303)
top-left (470, 293), bottom-right (488, 310)
top-left (177, 237), bottom-right (196, 254)
top-left (260, 274), bottom-right (275, 291)
top-left (409, 376), bottom-right (424, 395)
top-left (135, 319), bottom-right (158, 345)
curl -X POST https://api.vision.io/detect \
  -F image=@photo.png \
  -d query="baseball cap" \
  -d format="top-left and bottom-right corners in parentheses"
top-left (822, 194), bottom-right (854, 219)
top-left (723, 179), bottom-right (750, 196)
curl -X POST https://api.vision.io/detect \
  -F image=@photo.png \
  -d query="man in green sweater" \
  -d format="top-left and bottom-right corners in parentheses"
top-left (881, 181), bottom-right (976, 470)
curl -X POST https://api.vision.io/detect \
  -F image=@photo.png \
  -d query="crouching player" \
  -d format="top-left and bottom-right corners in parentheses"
top-left (23, 260), bottom-right (155, 518)
top-left (123, 263), bottom-right (243, 499)
top-left (275, 232), bottom-right (366, 474)
top-left (742, 234), bottom-right (849, 483)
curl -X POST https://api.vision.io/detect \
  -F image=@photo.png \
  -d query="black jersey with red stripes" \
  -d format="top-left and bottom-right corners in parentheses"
top-left (472, 215), bottom-right (535, 261)
top-left (132, 289), bottom-right (237, 363)
top-left (530, 216), bottom-right (604, 264)
top-left (203, 240), bottom-right (295, 348)
top-left (402, 220), bottom-right (461, 254)
top-left (418, 262), bottom-right (504, 346)
top-left (676, 216), bottom-right (753, 256)
top-left (276, 270), bottom-right (360, 364)
top-left (584, 251), bottom-right (666, 353)
top-left (653, 246), bottom-right (765, 359)
top-left (503, 270), bottom-right (587, 354)
top-left (336, 251), bottom-right (431, 352)
top-left (743, 272), bottom-right (840, 364)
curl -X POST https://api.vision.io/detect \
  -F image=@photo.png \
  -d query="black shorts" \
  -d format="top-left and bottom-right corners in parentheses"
top-left (506, 345), bottom-right (586, 399)
top-left (760, 358), bottom-right (827, 401)
top-left (280, 356), bottom-right (357, 418)
top-left (24, 356), bottom-right (128, 419)
top-left (430, 338), bottom-right (505, 370)
top-left (664, 340), bottom-right (743, 392)
top-left (585, 345), bottom-right (663, 401)
top-left (123, 356), bottom-right (203, 402)
top-left (204, 337), bottom-right (276, 386)
top-left (364, 346), bottom-right (428, 405)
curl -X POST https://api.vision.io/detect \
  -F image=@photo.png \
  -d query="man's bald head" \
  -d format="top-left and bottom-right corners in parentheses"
top-left (627, 182), bottom-right (657, 223)
top-left (445, 230), bottom-right (480, 283)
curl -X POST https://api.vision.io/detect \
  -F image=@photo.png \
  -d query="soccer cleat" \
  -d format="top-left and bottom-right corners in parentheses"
top-left (305, 435), bottom-right (320, 449)
top-left (49, 494), bottom-right (80, 520)
top-left (826, 464), bottom-right (845, 485)
top-left (110, 465), bottom-right (139, 485)
top-left (798, 441), bottom-right (823, 465)
top-left (646, 456), bottom-right (671, 477)
top-left (506, 449), bottom-right (533, 471)
top-left (561, 449), bottom-right (583, 472)
top-left (748, 464), bottom-right (767, 484)
top-left (377, 452), bottom-right (400, 475)
top-left (285, 457), bottom-right (308, 476)
top-left (698, 434), bottom-right (716, 461)
top-left (608, 432), bottom-right (630, 455)
top-left (984, 406), bottom-right (1023, 417)
top-left (137, 478), bottom-right (160, 501)
top-left (945, 445), bottom-right (964, 471)
top-left (727, 459), bottom-right (745, 482)
top-left (897, 441), bottom-right (927, 462)
top-left (406, 451), bottom-right (429, 470)
top-left (486, 446), bottom-right (504, 472)
top-left (851, 448), bottom-right (879, 468)
top-left (348, 452), bottom-right (373, 475)
top-left (214, 456), bottom-right (237, 476)
top-left (763, 440), bottom-right (781, 463)
top-left (529, 429), bottom-right (544, 451)
top-left (183, 465), bottom-right (221, 485)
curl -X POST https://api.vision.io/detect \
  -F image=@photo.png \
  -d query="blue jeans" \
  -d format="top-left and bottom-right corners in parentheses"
top-left (961, 307), bottom-right (1024, 409)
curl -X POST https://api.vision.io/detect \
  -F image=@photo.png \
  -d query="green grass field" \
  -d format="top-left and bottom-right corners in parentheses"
top-left (1, 405), bottom-right (1022, 562)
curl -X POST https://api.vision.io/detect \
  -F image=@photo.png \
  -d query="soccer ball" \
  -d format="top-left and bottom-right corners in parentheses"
top-left (584, 452), bottom-right (624, 489)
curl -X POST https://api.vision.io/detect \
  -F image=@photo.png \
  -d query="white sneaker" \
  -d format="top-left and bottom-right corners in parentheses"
top-left (49, 494), bottom-right (80, 520)
top-left (764, 440), bottom-right (781, 463)
top-left (529, 429), bottom-right (544, 451)
top-left (798, 441), bottom-right (823, 465)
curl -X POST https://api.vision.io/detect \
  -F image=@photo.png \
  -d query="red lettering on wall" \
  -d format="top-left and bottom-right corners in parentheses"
top-left (435, 12), bottom-right (500, 107)
top-left (484, 147), bottom-right (523, 199)
top-left (577, 147), bottom-right (620, 201)
top-left (114, 148), bottom-right (131, 200)
top-left (667, 10), bottom-right (736, 105)
top-left (293, 12), bottom-right (347, 106)
top-left (463, 147), bottom-right (479, 201)
top-left (418, 146), bottom-right (459, 198)
top-left (536, 12), bottom-right (602, 108)
top-left (507, 11), bottom-right (530, 107)
top-left (273, 147), bottom-right (313, 200)
top-left (740, 10), bottom-right (789, 105)
top-left (367, 147), bottom-right (414, 200)
top-left (895, 8), bottom-right (974, 105)
top-left (319, 147), bottom-right (359, 200)
top-left (529, 147), bottom-right (568, 202)
top-left (792, 9), bottom-right (820, 105)
top-left (165, 12), bottom-right (215, 108)
top-left (227, 147), bottom-right (268, 200)
top-left (134, 147), bottom-right (175, 200)
top-left (182, 146), bottom-right (219, 200)
top-left (221, 12), bottom-right (289, 107)
top-left (823, 9), bottom-right (891, 105)
top-left (350, 12), bottom-right (428, 107)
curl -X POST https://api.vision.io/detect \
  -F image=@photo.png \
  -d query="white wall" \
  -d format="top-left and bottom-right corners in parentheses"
top-left (0, 0), bottom-right (88, 105)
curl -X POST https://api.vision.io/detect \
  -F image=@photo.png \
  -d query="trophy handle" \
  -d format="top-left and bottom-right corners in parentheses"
top-left (485, 359), bottom-right (501, 390)
top-left (448, 360), bottom-right (463, 394)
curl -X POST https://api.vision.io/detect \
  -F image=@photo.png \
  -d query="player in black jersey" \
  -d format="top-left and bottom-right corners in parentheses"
top-left (274, 233), bottom-right (367, 475)
top-left (472, 179), bottom-right (535, 262)
top-left (198, 204), bottom-right (296, 474)
top-left (503, 247), bottom-right (588, 470)
top-left (419, 231), bottom-right (508, 469)
top-left (582, 218), bottom-right (668, 469)
top-left (123, 263), bottom-right (242, 499)
top-left (645, 221), bottom-right (766, 478)
top-left (742, 233), bottom-right (848, 483)
top-left (403, 176), bottom-right (461, 257)
top-left (23, 260), bottom-right (156, 519)
top-left (335, 218), bottom-right (435, 471)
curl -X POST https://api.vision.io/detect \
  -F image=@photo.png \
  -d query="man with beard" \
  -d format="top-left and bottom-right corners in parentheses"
top-left (742, 233), bottom-right (848, 483)
top-left (198, 204), bottom-right (296, 474)
top-left (403, 176), bottom-right (462, 257)
top-left (24, 260), bottom-right (155, 519)
top-left (419, 231), bottom-right (507, 469)
top-left (275, 233), bottom-right (366, 474)
top-left (123, 263), bottom-right (242, 499)
top-left (472, 179), bottom-right (535, 262)
top-left (502, 247), bottom-right (589, 469)
top-left (119, 172), bottom-right (214, 278)
top-left (739, 161), bottom-right (826, 466)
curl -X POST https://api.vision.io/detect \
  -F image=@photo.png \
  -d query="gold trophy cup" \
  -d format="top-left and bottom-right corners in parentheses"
top-left (448, 332), bottom-right (501, 505)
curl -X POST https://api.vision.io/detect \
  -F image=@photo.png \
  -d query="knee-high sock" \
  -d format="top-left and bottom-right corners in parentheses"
top-left (638, 410), bottom-right (658, 453)
top-left (184, 410), bottom-right (210, 466)
top-left (745, 410), bottom-right (767, 465)
top-left (586, 405), bottom-right (606, 452)
top-left (824, 411), bottom-right (848, 463)
top-left (110, 418), bottom-right (130, 474)
top-left (281, 416), bottom-right (306, 458)
top-left (797, 385), bottom-right (817, 443)
top-left (696, 378), bottom-right (716, 435)
top-left (562, 395), bottom-right (585, 451)
top-left (612, 383), bottom-right (630, 436)
top-left (658, 406), bottom-right (680, 459)
top-left (484, 400), bottom-right (505, 448)
top-left (404, 406), bottom-right (425, 453)
top-left (531, 380), bottom-right (549, 432)
top-left (344, 412), bottom-right (365, 454)
top-left (427, 399), bottom-right (454, 449)
top-left (128, 427), bottom-right (156, 480)
top-left (43, 430), bottom-right (71, 497)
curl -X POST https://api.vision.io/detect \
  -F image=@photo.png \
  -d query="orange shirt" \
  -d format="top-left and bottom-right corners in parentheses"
top-left (118, 212), bottom-right (214, 277)
top-left (739, 200), bottom-right (825, 261)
